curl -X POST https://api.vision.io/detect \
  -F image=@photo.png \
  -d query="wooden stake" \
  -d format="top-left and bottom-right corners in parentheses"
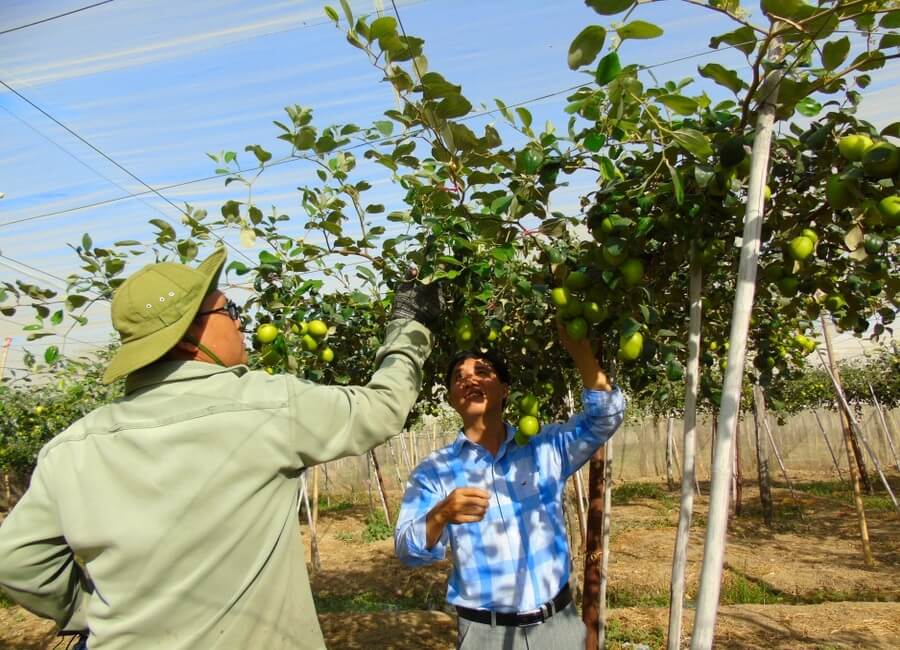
top-left (812, 409), bottom-right (845, 482)
top-left (370, 449), bottom-right (393, 523)
top-left (820, 318), bottom-right (874, 566)
top-left (598, 438), bottom-right (614, 650)
top-left (760, 404), bottom-right (804, 519)
top-left (583, 445), bottom-right (608, 650)
top-left (869, 382), bottom-right (900, 472)
top-left (667, 259), bottom-right (703, 650)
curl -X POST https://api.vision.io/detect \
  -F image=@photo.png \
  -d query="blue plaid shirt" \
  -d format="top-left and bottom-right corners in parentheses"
top-left (394, 387), bottom-right (625, 612)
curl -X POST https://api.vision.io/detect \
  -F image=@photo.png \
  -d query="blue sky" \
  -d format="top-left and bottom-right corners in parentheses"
top-left (0, 0), bottom-right (897, 378)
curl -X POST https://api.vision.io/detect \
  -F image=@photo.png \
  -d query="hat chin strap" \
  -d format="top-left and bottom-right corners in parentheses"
top-left (183, 333), bottom-right (227, 367)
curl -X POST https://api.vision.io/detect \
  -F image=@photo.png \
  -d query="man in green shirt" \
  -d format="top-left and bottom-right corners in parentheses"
top-left (0, 248), bottom-right (439, 649)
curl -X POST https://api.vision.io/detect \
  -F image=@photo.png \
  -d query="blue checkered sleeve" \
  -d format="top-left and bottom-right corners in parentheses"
top-left (394, 464), bottom-right (448, 567)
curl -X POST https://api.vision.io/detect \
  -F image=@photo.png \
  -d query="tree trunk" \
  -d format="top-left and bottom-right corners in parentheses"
top-left (583, 446), bottom-right (608, 650)
top-left (691, 48), bottom-right (782, 649)
top-left (667, 259), bottom-right (703, 650)
top-left (820, 316), bottom-right (874, 566)
top-left (752, 385), bottom-right (774, 527)
top-left (598, 437), bottom-right (614, 650)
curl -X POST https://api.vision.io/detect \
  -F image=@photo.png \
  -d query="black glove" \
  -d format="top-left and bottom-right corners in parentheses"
top-left (391, 281), bottom-right (443, 328)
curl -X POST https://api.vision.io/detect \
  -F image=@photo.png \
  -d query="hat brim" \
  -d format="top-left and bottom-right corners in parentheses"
top-left (102, 248), bottom-right (227, 384)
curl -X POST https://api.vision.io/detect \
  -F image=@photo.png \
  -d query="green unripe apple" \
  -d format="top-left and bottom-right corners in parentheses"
top-left (837, 134), bottom-right (873, 162)
top-left (518, 415), bottom-right (541, 437)
top-left (602, 238), bottom-right (628, 267)
top-left (565, 270), bottom-right (590, 291)
top-left (864, 233), bottom-right (884, 255)
top-left (800, 228), bottom-right (819, 245)
top-left (775, 276), bottom-right (798, 296)
top-left (308, 319), bottom-right (329, 338)
top-left (519, 394), bottom-right (540, 417)
top-left (566, 317), bottom-right (589, 341)
top-left (878, 196), bottom-right (900, 227)
top-left (301, 334), bottom-right (318, 352)
top-left (862, 141), bottom-right (899, 179)
top-left (256, 323), bottom-right (279, 344)
top-left (618, 331), bottom-right (644, 362)
top-left (825, 294), bottom-right (847, 313)
top-left (788, 235), bottom-right (815, 261)
top-left (583, 301), bottom-right (607, 323)
top-left (826, 175), bottom-right (854, 211)
top-left (550, 287), bottom-right (572, 308)
top-left (319, 347), bottom-right (335, 363)
top-left (620, 258), bottom-right (645, 287)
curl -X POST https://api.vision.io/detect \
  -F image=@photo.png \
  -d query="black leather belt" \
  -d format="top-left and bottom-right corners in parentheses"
top-left (455, 583), bottom-right (572, 627)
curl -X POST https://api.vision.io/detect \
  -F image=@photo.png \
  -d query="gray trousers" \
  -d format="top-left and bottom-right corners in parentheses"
top-left (456, 602), bottom-right (587, 649)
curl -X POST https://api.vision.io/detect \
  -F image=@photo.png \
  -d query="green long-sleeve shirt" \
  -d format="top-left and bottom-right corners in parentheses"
top-left (0, 319), bottom-right (432, 649)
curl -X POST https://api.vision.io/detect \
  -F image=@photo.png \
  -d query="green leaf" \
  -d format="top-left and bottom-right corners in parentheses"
top-left (568, 25), bottom-right (607, 70)
top-left (880, 10), bottom-right (900, 28)
top-left (667, 162), bottom-right (684, 205)
top-left (373, 120), bottom-right (393, 136)
top-left (880, 33), bottom-right (900, 50)
top-left (44, 346), bottom-right (59, 364)
top-left (657, 94), bottom-right (698, 115)
top-left (369, 16), bottom-right (397, 41)
top-left (796, 97), bottom-right (822, 117)
top-left (617, 21), bottom-right (663, 41)
top-left (244, 144), bottom-right (272, 164)
top-left (709, 26), bottom-right (756, 56)
top-left (50, 310), bottom-right (63, 326)
top-left (585, 0), bottom-right (635, 15)
top-left (420, 72), bottom-right (460, 99)
top-left (515, 107), bottom-right (533, 129)
top-left (114, 240), bottom-right (141, 246)
top-left (324, 5), bottom-right (339, 22)
top-left (490, 195), bottom-right (513, 215)
top-left (822, 36), bottom-right (850, 70)
top-left (81, 233), bottom-right (92, 251)
top-left (339, 0), bottom-right (353, 25)
top-left (671, 128), bottom-right (712, 158)
top-left (699, 63), bottom-right (745, 94)
top-left (881, 122), bottom-right (900, 139)
top-left (65, 294), bottom-right (89, 311)
top-left (149, 218), bottom-right (177, 240)
top-left (595, 52), bottom-right (622, 86)
top-left (220, 201), bottom-right (240, 221)
top-left (435, 95), bottom-right (472, 119)
top-left (583, 132), bottom-right (604, 152)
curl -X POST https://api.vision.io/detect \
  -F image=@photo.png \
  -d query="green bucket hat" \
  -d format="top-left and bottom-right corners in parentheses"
top-left (102, 248), bottom-right (227, 384)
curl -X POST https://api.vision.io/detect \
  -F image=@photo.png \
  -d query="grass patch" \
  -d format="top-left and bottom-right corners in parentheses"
top-left (314, 591), bottom-right (439, 613)
top-left (362, 511), bottom-right (393, 543)
top-left (613, 482), bottom-right (676, 510)
top-left (606, 618), bottom-right (665, 650)
top-left (607, 586), bottom-right (669, 608)
top-left (862, 495), bottom-right (896, 512)
top-left (720, 574), bottom-right (783, 605)
top-left (334, 531), bottom-right (356, 543)
top-left (0, 590), bottom-right (13, 608)
top-left (317, 498), bottom-right (354, 514)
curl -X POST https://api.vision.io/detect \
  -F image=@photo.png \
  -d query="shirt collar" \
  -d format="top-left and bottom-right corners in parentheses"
top-left (125, 360), bottom-right (248, 395)
top-left (451, 422), bottom-right (516, 459)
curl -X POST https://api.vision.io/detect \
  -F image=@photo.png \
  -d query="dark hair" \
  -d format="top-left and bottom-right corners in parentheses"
top-left (444, 349), bottom-right (511, 390)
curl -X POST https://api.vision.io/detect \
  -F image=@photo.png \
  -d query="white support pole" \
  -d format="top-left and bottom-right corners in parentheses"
top-left (812, 409), bottom-right (845, 481)
top-left (869, 382), bottom-right (900, 472)
top-left (691, 46), bottom-right (782, 650)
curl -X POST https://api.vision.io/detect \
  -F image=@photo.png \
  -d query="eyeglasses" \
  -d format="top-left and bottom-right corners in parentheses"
top-left (196, 300), bottom-right (242, 322)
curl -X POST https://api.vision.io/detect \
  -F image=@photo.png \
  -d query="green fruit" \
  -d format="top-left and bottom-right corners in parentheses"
top-left (550, 287), bottom-right (572, 308)
top-left (792, 333), bottom-right (816, 353)
top-left (619, 331), bottom-right (644, 362)
top-left (514, 430), bottom-right (531, 447)
top-left (308, 320), bottom-right (329, 338)
top-left (602, 238), bottom-right (628, 267)
top-left (788, 235), bottom-right (815, 261)
top-left (878, 196), bottom-right (900, 227)
top-left (719, 136), bottom-right (746, 168)
top-left (764, 185), bottom-right (772, 201)
top-left (519, 394), bottom-right (540, 417)
top-left (518, 415), bottom-right (541, 437)
top-left (864, 233), bottom-right (884, 255)
top-left (777, 276), bottom-right (800, 297)
top-left (517, 147), bottom-right (544, 174)
top-left (837, 134), bottom-right (873, 161)
top-left (301, 334), bottom-right (318, 352)
top-left (256, 324), bottom-right (278, 344)
top-left (566, 317), bottom-right (588, 340)
top-left (565, 270), bottom-right (590, 291)
top-left (583, 301), bottom-right (607, 323)
top-left (319, 347), bottom-right (334, 363)
top-left (620, 258), bottom-right (644, 287)
top-left (862, 141), bottom-right (899, 178)
top-left (800, 228), bottom-right (819, 245)
top-left (826, 175), bottom-right (854, 210)
top-left (487, 328), bottom-right (499, 342)
top-left (563, 298), bottom-right (583, 319)
top-left (825, 294), bottom-right (847, 313)
top-left (600, 216), bottom-right (616, 235)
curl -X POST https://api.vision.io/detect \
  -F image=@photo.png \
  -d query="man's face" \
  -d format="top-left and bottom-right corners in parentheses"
top-left (447, 357), bottom-right (509, 420)
top-left (189, 290), bottom-right (248, 366)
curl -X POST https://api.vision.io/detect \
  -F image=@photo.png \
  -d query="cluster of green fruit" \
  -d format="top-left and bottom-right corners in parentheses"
top-left (513, 392), bottom-right (541, 446)
top-left (827, 134), bottom-right (900, 225)
top-left (255, 318), bottom-right (335, 372)
top-left (452, 315), bottom-right (511, 350)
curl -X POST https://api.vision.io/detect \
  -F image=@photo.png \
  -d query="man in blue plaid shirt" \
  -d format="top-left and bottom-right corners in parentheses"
top-left (395, 326), bottom-right (624, 648)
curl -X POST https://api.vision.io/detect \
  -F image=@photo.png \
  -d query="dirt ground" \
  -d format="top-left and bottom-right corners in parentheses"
top-left (2, 473), bottom-right (898, 649)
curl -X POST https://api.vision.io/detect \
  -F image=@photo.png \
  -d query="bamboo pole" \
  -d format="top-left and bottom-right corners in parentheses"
top-left (370, 450), bottom-right (393, 523)
top-left (573, 468), bottom-right (588, 549)
top-left (666, 416), bottom-right (675, 491)
top-left (752, 385), bottom-right (774, 527)
top-left (691, 46), bottom-right (781, 649)
top-left (386, 439), bottom-right (406, 491)
top-left (817, 353), bottom-right (900, 514)
top-left (820, 319), bottom-right (874, 566)
top-left (869, 382), bottom-right (900, 472)
top-left (812, 409), bottom-right (845, 481)
top-left (667, 260), bottom-right (703, 650)
top-left (760, 407), bottom-right (804, 519)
